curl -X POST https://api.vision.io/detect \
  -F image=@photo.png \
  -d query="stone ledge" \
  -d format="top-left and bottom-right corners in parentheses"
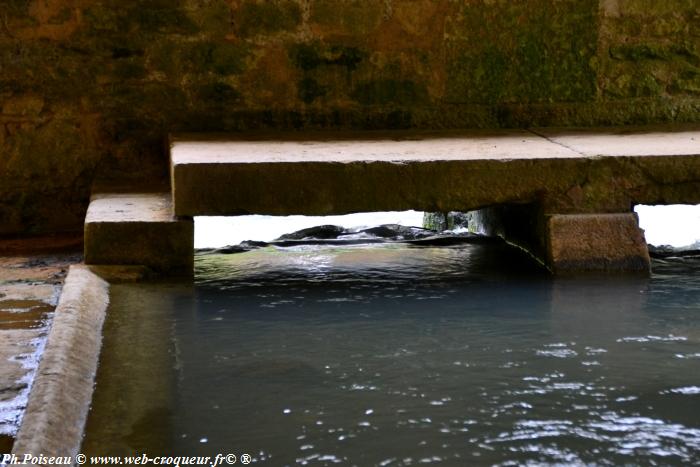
top-left (84, 193), bottom-right (193, 274)
top-left (535, 126), bottom-right (700, 157)
top-left (12, 266), bottom-right (109, 460)
top-left (170, 126), bottom-right (700, 217)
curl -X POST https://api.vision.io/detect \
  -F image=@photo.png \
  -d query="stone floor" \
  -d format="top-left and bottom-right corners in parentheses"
top-left (0, 235), bottom-right (82, 453)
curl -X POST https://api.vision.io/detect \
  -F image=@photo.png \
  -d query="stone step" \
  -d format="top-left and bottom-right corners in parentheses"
top-left (169, 126), bottom-right (700, 218)
top-left (84, 193), bottom-right (193, 274)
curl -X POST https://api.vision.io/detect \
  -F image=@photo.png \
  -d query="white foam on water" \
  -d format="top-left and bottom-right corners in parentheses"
top-left (616, 335), bottom-right (687, 343)
top-left (0, 331), bottom-right (50, 437)
top-left (635, 204), bottom-right (700, 247)
top-left (195, 211), bottom-right (425, 248)
top-left (662, 386), bottom-right (700, 395)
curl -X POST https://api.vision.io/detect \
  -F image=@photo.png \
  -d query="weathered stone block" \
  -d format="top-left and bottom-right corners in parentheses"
top-left (84, 193), bottom-right (193, 274)
top-left (546, 213), bottom-right (650, 273)
top-left (309, 0), bottom-right (383, 36)
top-left (169, 130), bottom-right (582, 217)
top-left (1, 95), bottom-right (44, 117)
top-left (465, 206), bottom-right (651, 274)
top-left (233, 0), bottom-right (302, 37)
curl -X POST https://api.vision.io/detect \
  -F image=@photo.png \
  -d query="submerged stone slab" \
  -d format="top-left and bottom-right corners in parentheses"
top-left (546, 213), bottom-right (650, 274)
top-left (170, 127), bottom-right (700, 217)
top-left (84, 193), bottom-right (193, 273)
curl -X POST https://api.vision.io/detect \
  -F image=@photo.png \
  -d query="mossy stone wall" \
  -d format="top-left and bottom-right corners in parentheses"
top-left (1, 0), bottom-right (699, 234)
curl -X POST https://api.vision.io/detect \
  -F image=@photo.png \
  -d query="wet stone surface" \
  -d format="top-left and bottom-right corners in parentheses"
top-left (0, 251), bottom-right (80, 441)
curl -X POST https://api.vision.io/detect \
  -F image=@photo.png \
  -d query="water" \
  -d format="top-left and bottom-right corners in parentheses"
top-left (83, 242), bottom-right (700, 465)
top-left (194, 212), bottom-right (425, 248)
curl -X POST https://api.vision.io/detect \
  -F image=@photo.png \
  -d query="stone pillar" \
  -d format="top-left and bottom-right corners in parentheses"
top-left (545, 213), bottom-right (650, 274)
top-left (467, 205), bottom-right (650, 274)
top-left (84, 193), bottom-right (194, 275)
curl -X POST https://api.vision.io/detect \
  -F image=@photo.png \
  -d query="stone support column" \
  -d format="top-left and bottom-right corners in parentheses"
top-left (467, 205), bottom-right (650, 274)
top-left (84, 193), bottom-right (194, 275)
top-left (545, 213), bottom-right (650, 274)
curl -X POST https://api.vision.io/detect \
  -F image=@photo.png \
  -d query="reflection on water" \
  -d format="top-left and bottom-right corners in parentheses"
top-left (83, 243), bottom-right (700, 465)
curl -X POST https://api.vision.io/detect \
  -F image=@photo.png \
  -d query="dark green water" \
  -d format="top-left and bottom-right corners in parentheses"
top-left (83, 242), bottom-right (700, 465)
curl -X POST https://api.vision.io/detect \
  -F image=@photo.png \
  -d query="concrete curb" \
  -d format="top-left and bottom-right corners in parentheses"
top-left (12, 265), bottom-right (109, 462)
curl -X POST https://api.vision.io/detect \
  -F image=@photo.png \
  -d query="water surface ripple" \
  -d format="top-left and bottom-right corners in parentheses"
top-left (84, 243), bottom-right (700, 466)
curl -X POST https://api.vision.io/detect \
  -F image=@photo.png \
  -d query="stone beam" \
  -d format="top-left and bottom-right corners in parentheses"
top-left (170, 130), bottom-right (580, 216)
top-left (170, 127), bottom-right (700, 218)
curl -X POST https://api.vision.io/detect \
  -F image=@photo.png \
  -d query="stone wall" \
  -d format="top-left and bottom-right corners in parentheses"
top-left (1, 0), bottom-right (699, 234)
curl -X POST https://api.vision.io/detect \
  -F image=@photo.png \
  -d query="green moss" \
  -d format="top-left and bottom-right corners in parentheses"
top-left (446, 0), bottom-right (598, 104)
top-left (298, 78), bottom-right (327, 104)
top-left (383, 111), bottom-right (413, 129)
top-left (672, 69), bottom-right (700, 94)
top-left (147, 41), bottom-right (178, 75)
top-left (132, 5), bottom-right (198, 33)
top-left (149, 40), bottom-right (225, 78)
top-left (309, 0), bottom-right (383, 35)
top-left (82, 4), bottom-right (130, 33)
top-left (615, 0), bottom-right (697, 16)
top-left (186, 0), bottom-right (231, 35)
top-left (290, 44), bottom-right (322, 70)
top-left (351, 80), bottom-right (428, 106)
top-left (107, 83), bottom-right (188, 123)
top-left (235, 0), bottom-right (302, 37)
top-left (48, 8), bottom-right (75, 24)
top-left (4, 0), bottom-right (31, 16)
top-left (606, 71), bottom-right (664, 98)
top-left (446, 46), bottom-right (511, 104)
top-left (290, 43), bottom-right (366, 71)
top-left (197, 82), bottom-right (242, 103)
top-left (422, 212), bottom-right (448, 230)
top-left (0, 41), bottom-right (100, 100)
top-left (184, 42), bottom-right (249, 75)
top-left (610, 44), bottom-right (672, 61)
top-left (210, 44), bottom-right (249, 75)
top-left (113, 60), bottom-right (147, 80)
top-left (634, 74), bottom-right (664, 96)
top-left (3, 0), bottom-right (700, 237)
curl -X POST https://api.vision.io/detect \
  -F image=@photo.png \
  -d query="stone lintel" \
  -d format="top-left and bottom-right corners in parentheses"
top-left (170, 129), bottom-right (700, 217)
top-left (84, 193), bottom-right (193, 274)
top-left (169, 131), bottom-right (582, 217)
top-left (545, 213), bottom-right (650, 274)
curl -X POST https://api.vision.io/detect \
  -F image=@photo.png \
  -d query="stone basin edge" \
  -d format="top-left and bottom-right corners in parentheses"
top-left (10, 265), bottom-right (116, 465)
